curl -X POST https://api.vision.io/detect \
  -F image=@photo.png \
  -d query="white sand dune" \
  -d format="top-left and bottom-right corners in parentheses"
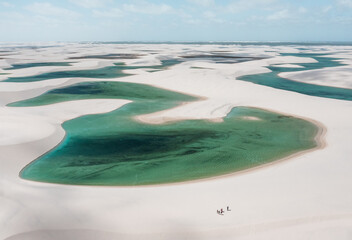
top-left (279, 66), bottom-right (352, 89)
top-left (0, 100), bottom-right (131, 146)
top-left (279, 50), bottom-right (352, 89)
top-left (0, 43), bottom-right (352, 240)
top-left (271, 64), bottom-right (304, 68)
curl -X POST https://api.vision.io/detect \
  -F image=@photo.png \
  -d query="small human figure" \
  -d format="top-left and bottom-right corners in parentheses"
top-left (227, 206), bottom-right (231, 211)
top-left (220, 208), bottom-right (224, 214)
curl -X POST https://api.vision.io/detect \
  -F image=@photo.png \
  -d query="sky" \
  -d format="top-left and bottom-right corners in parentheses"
top-left (0, 0), bottom-right (352, 42)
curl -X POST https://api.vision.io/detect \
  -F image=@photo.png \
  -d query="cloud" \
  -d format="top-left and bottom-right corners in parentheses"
top-left (203, 11), bottom-right (216, 19)
top-left (337, 0), bottom-right (352, 8)
top-left (188, 0), bottom-right (214, 7)
top-left (93, 8), bottom-right (123, 18)
top-left (298, 7), bottom-right (307, 14)
top-left (227, 0), bottom-right (277, 13)
top-left (26, 2), bottom-right (80, 19)
top-left (1, 2), bottom-right (14, 7)
top-left (267, 9), bottom-right (290, 20)
top-left (0, 11), bottom-right (25, 21)
top-left (333, 15), bottom-right (352, 24)
top-left (69, 0), bottom-right (112, 9)
top-left (179, 12), bottom-right (201, 25)
top-left (184, 17), bottom-right (201, 25)
top-left (322, 5), bottom-right (332, 13)
top-left (203, 11), bottom-right (225, 23)
top-left (123, 3), bottom-right (172, 15)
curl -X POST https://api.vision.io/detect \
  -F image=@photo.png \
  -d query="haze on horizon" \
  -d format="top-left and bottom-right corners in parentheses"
top-left (0, 0), bottom-right (351, 42)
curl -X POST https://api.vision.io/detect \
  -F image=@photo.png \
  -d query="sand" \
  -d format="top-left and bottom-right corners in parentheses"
top-left (1, 43), bottom-right (352, 240)
top-left (271, 63), bottom-right (304, 68)
top-left (279, 66), bottom-right (352, 89)
top-left (278, 50), bottom-right (352, 89)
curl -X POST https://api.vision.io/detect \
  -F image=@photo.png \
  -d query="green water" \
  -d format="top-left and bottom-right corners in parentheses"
top-left (238, 53), bottom-right (352, 101)
top-left (9, 81), bottom-right (190, 107)
top-left (4, 59), bottom-right (180, 83)
top-left (13, 52), bottom-right (325, 186)
top-left (19, 81), bottom-right (317, 186)
top-left (5, 62), bottom-right (72, 70)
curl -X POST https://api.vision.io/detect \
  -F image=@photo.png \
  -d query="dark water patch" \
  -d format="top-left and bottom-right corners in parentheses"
top-left (180, 55), bottom-right (266, 64)
top-left (5, 62), bottom-right (72, 70)
top-left (69, 53), bottom-right (143, 60)
top-left (4, 59), bottom-right (181, 83)
top-left (9, 81), bottom-right (194, 107)
top-left (181, 54), bottom-right (265, 60)
top-left (191, 66), bottom-right (213, 70)
top-left (4, 65), bottom-right (128, 82)
top-left (98, 41), bottom-right (352, 46)
top-left (21, 107), bottom-right (317, 185)
top-left (211, 51), bottom-right (233, 53)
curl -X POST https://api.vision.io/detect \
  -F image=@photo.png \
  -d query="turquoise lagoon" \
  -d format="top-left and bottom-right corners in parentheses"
top-left (4, 59), bottom-right (180, 82)
top-left (238, 53), bottom-right (352, 101)
top-left (17, 81), bottom-right (318, 185)
top-left (10, 51), bottom-right (341, 186)
top-left (5, 62), bottom-right (72, 70)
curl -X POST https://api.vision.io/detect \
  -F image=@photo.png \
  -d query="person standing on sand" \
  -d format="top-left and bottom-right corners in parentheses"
top-left (217, 209), bottom-right (224, 215)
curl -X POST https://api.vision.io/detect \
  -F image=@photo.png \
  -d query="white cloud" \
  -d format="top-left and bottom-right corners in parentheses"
top-left (0, 11), bottom-right (25, 21)
top-left (1, 2), bottom-right (14, 7)
top-left (298, 7), bottom-right (307, 14)
top-left (123, 3), bottom-right (172, 15)
top-left (322, 5), bottom-right (332, 13)
top-left (179, 12), bottom-right (201, 25)
top-left (69, 0), bottom-right (112, 9)
top-left (267, 9), bottom-right (290, 20)
top-left (227, 0), bottom-right (277, 13)
top-left (33, 15), bottom-right (62, 26)
top-left (203, 11), bottom-right (216, 19)
top-left (188, 0), bottom-right (214, 7)
top-left (26, 2), bottom-right (80, 19)
top-left (203, 11), bottom-right (225, 23)
top-left (333, 15), bottom-right (352, 24)
top-left (337, 0), bottom-right (352, 8)
top-left (93, 8), bottom-right (123, 18)
top-left (185, 17), bottom-right (201, 24)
